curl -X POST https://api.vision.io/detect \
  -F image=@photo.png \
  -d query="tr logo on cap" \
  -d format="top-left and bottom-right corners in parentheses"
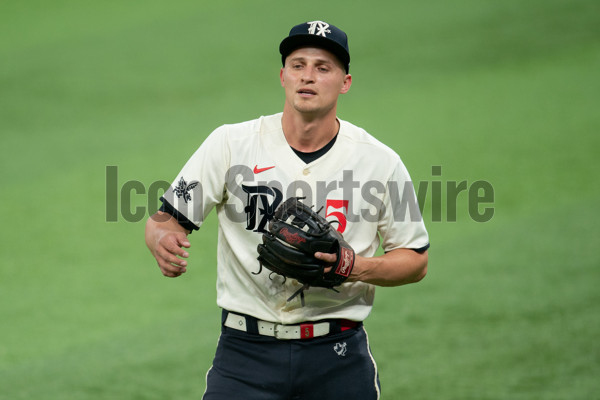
top-left (280, 21), bottom-right (350, 73)
top-left (307, 21), bottom-right (331, 37)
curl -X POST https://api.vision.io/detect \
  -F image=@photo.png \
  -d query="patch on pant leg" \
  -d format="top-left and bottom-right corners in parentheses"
top-left (333, 342), bottom-right (347, 356)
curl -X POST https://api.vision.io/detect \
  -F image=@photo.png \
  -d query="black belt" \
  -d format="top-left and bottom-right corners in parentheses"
top-left (222, 310), bottom-right (361, 340)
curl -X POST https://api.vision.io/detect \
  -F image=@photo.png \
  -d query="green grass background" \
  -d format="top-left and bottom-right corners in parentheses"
top-left (1, 0), bottom-right (599, 398)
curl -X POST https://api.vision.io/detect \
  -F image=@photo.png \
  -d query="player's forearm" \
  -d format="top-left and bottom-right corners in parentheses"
top-left (352, 248), bottom-right (428, 287)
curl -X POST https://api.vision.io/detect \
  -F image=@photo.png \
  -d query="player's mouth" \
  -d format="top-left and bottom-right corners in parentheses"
top-left (297, 88), bottom-right (317, 97)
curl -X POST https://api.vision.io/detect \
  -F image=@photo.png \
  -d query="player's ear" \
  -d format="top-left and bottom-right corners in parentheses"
top-left (280, 68), bottom-right (285, 87)
top-left (340, 74), bottom-right (352, 94)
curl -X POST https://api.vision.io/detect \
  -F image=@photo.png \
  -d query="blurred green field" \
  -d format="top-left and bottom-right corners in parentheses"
top-left (1, 0), bottom-right (599, 399)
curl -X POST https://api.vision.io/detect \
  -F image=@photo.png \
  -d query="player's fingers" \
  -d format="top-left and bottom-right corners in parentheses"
top-left (314, 252), bottom-right (337, 263)
top-left (157, 247), bottom-right (188, 268)
top-left (157, 258), bottom-right (186, 277)
top-left (164, 269), bottom-right (184, 278)
top-left (177, 236), bottom-right (191, 249)
top-left (161, 235), bottom-right (190, 258)
top-left (162, 269), bottom-right (182, 278)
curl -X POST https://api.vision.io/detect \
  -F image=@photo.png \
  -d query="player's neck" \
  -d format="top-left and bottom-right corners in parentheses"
top-left (281, 107), bottom-right (339, 152)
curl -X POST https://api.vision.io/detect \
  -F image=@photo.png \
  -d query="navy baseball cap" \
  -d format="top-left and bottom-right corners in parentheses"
top-left (279, 21), bottom-right (350, 73)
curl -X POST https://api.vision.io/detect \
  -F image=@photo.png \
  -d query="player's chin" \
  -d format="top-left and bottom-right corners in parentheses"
top-left (292, 102), bottom-right (320, 114)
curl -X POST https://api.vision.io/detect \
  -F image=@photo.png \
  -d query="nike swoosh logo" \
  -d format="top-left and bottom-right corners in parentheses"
top-left (253, 165), bottom-right (275, 174)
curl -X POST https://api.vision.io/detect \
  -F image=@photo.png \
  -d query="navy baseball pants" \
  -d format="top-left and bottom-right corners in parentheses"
top-left (202, 311), bottom-right (381, 399)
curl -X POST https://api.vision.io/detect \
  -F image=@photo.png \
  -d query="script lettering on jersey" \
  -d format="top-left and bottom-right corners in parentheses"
top-left (242, 184), bottom-right (283, 233)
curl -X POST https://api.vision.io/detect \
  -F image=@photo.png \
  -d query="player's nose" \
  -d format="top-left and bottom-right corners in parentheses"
top-left (301, 66), bottom-right (316, 83)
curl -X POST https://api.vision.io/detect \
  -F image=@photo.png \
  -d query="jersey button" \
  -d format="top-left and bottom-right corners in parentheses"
top-left (303, 168), bottom-right (310, 176)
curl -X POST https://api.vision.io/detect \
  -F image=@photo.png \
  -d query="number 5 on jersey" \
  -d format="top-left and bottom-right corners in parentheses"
top-left (325, 199), bottom-right (349, 233)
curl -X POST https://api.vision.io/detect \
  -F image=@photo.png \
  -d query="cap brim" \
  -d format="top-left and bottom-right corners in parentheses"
top-left (279, 34), bottom-right (350, 71)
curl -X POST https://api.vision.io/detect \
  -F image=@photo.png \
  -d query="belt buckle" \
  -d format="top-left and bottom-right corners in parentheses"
top-left (273, 324), bottom-right (282, 339)
top-left (273, 324), bottom-right (294, 340)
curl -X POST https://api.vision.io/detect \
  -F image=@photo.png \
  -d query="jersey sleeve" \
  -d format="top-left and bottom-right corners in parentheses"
top-left (378, 159), bottom-right (430, 253)
top-left (160, 125), bottom-right (230, 229)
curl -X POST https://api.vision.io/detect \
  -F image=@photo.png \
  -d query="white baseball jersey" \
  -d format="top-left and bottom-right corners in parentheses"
top-left (161, 113), bottom-right (429, 324)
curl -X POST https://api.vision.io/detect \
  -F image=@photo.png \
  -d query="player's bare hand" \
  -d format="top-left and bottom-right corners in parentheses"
top-left (315, 251), bottom-right (363, 282)
top-left (145, 213), bottom-right (191, 278)
top-left (154, 231), bottom-right (190, 277)
top-left (314, 252), bottom-right (336, 274)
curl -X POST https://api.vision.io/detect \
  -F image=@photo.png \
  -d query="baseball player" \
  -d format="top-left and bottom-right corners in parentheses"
top-left (145, 21), bottom-right (429, 399)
